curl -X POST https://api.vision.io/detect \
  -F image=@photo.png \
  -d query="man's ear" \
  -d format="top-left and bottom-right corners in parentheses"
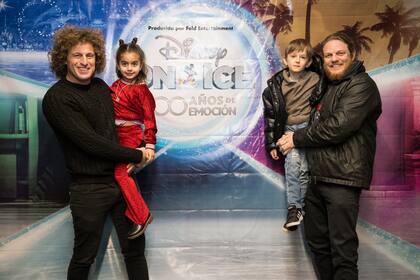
top-left (282, 58), bottom-right (288, 67)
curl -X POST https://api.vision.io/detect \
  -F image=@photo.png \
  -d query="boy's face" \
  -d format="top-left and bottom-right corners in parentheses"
top-left (283, 49), bottom-right (311, 74)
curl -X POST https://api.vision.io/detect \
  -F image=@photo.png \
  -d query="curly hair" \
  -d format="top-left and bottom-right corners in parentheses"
top-left (115, 37), bottom-right (147, 84)
top-left (49, 25), bottom-right (106, 79)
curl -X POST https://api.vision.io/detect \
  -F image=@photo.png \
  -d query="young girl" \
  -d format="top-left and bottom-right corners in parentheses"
top-left (111, 38), bottom-right (157, 239)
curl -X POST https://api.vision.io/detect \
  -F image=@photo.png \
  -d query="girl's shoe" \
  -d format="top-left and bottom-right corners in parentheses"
top-left (128, 213), bottom-right (153, 240)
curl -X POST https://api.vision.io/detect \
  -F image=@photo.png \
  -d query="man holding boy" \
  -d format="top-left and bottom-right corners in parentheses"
top-left (278, 32), bottom-right (382, 279)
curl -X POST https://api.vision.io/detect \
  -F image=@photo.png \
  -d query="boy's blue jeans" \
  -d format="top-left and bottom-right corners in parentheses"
top-left (284, 122), bottom-right (309, 209)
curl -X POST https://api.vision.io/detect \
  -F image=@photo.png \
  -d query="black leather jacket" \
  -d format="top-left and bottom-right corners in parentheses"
top-left (262, 54), bottom-right (326, 153)
top-left (294, 61), bottom-right (382, 189)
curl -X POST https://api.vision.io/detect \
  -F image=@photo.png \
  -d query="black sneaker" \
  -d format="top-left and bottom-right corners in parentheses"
top-left (283, 225), bottom-right (298, 232)
top-left (283, 206), bottom-right (303, 230)
top-left (282, 224), bottom-right (298, 232)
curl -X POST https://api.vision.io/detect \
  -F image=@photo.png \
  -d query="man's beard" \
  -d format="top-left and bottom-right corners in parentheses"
top-left (324, 63), bottom-right (350, 81)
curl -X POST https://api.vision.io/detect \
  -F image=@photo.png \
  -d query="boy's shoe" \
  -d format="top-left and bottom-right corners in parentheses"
top-left (282, 224), bottom-right (298, 232)
top-left (283, 206), bottom-right (303, 230)
top-left (128, 213), bottom-right (153, 240)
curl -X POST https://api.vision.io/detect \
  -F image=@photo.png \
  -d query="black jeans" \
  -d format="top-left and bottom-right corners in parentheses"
top-left (67, 182), bottom-right (149, 280)
top-left (304, 182), bottom-right (361, 280)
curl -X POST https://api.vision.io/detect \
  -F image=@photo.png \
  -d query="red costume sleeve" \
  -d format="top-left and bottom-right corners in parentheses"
top-left (137, 85), bottom-right (157, 146)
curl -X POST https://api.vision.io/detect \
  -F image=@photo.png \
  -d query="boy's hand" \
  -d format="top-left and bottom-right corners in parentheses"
top-left (270, 149), bottom-right (279, 160)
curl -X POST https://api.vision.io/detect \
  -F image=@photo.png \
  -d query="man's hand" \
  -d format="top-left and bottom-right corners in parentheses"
top-left (270, 148), bottom-right (279, 160)
top-left (127, 163), bottom-right (136, 174)
top-left (277, 132), bottom-right (295, 155)
top-left (127, 147), bottom-right (148, 174)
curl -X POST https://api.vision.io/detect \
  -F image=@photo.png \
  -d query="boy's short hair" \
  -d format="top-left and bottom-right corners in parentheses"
top-left (284, 38), bottom-right (314, 58)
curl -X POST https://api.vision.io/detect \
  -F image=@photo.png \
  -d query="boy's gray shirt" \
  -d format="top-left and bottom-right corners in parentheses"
top-left (282, 70), bottom-right (319, 125)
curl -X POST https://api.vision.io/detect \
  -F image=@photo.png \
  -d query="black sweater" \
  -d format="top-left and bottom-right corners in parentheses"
top-left (42, 78), bottom-right (142, 183)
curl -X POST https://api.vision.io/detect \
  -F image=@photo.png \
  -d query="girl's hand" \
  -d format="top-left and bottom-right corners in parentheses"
top-left (144, 148), bottom-right (155, 162)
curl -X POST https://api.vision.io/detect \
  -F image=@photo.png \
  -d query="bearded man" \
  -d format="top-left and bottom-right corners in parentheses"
top-left (278, 32), bottom-right (382, 280)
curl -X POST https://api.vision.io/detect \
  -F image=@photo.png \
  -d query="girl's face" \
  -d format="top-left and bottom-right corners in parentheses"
top-left (117, 51), bottom-right (141, 83)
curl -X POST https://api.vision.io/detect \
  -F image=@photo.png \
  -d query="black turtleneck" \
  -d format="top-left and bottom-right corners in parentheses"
top-left (42, 77), bottom-right (142, 183)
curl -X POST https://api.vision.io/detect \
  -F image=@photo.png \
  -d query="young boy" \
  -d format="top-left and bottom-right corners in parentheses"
top-left (262, 39), bottom-right (324, 231)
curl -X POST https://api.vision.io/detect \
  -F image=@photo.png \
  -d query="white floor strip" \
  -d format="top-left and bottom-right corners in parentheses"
top-left (224, 143), bottom-right (285, 190)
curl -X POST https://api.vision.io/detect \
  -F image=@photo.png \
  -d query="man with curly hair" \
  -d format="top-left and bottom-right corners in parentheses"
top-left (42, 26), bottom-right (149, 280)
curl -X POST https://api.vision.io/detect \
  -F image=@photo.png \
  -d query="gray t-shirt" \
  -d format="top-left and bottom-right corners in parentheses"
top-left (281, 70), bottom-right (319, 125)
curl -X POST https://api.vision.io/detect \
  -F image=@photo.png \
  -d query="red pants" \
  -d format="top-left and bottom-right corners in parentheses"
top-left (115, 125), bottom-right (150, 225)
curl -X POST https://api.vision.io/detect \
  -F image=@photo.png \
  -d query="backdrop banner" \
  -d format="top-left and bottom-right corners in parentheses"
top-left (0, 0), bottom-right (419, 208)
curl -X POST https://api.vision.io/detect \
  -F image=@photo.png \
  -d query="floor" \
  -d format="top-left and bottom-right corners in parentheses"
top-left (0, 201), bottom-right (66, 241)
top-left (0, 194), bottom-right (419, 279)
top-left (0, 149), bottom-right (418, 279)
top-left (359, 195), bottom-right (420, 247)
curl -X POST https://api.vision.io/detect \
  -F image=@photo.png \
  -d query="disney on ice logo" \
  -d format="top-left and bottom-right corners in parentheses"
top-left (155, 35), bottom-right (227, 66)
top-left (120, 1), bottom-right (275, 144)
top-left (147, 35), bottom-right (252, 91)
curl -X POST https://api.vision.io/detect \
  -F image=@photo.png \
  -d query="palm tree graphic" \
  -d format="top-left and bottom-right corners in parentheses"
top-left (371, 2), bottom-right (420, 63)
top-left (401, 25), bottom-right (419, 58)
top-left (305, 0), bottom-right (318, 44)
top-left (251, 1), bottom-right (294, 40)
top-left (338, 21), bottom-right (373, 57)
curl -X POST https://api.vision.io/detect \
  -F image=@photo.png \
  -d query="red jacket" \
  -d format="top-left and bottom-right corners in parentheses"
top-left (110, 79), bottom-right (157, 147)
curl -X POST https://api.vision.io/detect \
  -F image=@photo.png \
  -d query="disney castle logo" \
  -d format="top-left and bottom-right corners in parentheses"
top-left (155, 35), bottom-right (227, 66)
